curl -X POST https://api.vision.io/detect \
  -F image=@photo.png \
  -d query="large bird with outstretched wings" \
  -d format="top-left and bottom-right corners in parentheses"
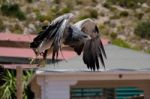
top-left (30, 13), bottom-right (106, 71)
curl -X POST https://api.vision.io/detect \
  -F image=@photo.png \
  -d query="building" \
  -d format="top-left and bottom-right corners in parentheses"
top-left (31, 44), bottom-right (150, 99)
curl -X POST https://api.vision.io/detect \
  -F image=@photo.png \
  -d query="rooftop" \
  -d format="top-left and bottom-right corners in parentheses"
top-left (39, 44), bottom-right (150, 72)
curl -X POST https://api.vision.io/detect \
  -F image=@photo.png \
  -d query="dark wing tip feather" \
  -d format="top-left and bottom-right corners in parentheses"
top-left (99, 52), bottom-right (105, 68)
top-left (95, 55), bottom-right (99, 70)
top-left (48, 18), bottom-right (66, 63)
top-left (100, 39), bottom-right (107, 59)
top-left (83, 37), bottom-right (106, 71)
top-left (83, 40), bottom-right (97, 71)
top-left (73, 43), bottom-right (84, 55)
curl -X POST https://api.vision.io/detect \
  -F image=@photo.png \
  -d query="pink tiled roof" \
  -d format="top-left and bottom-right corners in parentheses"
top-left (0, 47), bottom-right (76, 59)
top-left (0, 32), bottom-right (35, 42)
top-left (0, 32), bottom-right (109, 44)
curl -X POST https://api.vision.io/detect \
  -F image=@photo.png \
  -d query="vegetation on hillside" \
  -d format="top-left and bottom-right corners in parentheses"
top-left (105, 0), bottom-right (148, 8)
top-left (135, 21), bottom-right (150, 39)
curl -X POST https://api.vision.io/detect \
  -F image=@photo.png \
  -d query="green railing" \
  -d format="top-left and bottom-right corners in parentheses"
top-left (116, 87), bottom-right (144, 99)
top-left (71, 88), bottom-right (102, 97)
top-left (71, 87), bottom-right (144, 99)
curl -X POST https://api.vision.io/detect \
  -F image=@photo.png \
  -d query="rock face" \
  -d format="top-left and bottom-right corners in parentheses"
top-left (0, 0), bottom-right (150, 51)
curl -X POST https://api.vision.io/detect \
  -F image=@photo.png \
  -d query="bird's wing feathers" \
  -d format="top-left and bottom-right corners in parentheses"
top-left (74, 18), bottom-right (106, 70)
top-left (74, 18), bottom-right (96, 35)
top-left (42, 13), bottom-right (74, 61)
top-left (30, 14), bottom-right (106, 70)
top-left (31, 13), bottom-right (74, 61)
top-left (50, 19), bottom-right (69, 61)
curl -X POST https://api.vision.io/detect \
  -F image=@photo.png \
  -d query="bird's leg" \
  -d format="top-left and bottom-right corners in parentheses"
top-left (30, 48), bottom-right (40, 65)
top-left (30, 58), bottom-right (35, 64)
top-left (30, 55), bottom-right (37, 64)
top-left (37, 50), bottom-right (49, 67)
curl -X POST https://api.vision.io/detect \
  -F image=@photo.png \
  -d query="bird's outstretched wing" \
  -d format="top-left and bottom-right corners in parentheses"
top-left (74, 18), bottom-right (107, 71)
top-left (30, 13), bottom-right (74, 61)
top-left (30, 14), bottom-right (106, 70)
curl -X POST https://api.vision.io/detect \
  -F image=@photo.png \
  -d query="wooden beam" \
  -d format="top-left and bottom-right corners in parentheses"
top-left (16, 66), bottom-right (23, 99)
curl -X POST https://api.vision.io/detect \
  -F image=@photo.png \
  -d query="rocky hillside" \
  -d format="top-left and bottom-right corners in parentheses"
top-left (0, 0), bottom-right (150, 53)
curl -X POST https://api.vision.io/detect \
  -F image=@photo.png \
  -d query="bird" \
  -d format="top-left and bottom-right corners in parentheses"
top-left (30, 13), bottom-right (106, 71)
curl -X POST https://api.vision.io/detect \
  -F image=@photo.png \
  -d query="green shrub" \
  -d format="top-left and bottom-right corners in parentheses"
top-left (58, 7), bottom-right (71, 15)
top-left (89, 8), bottom-right (98, 18)
top-left (110, 32), bottom-right (117, 39)
top-left (26, 0), bottom-right (33, 3)
top-left (12, 24), bottom-right (23, 34)
top-left (110, 14), bottom-right (120, 19)
top-left (76, 0), bottom-right (96, 6)
top-left (61, 7), bottom-right (70, 13)
top-left (92, 0), bottom-right (97, 3)
top-left (63, 0), bottom-right (75, 9)
top-left (112, 38), bottom-right (131, 48)
top-left (36, 12), bottom-right (53, 22)
top-left (0, 69), bottom-right (16, 99)
top-left (119, 11), bottom-right (129, 17)
top-left (99, 24), bottom-right (109, 35)
top-left (0, 19), bottom-right (4, 32)
top-left (146, 49), bottom-right (150, 54)
top-left (110, 11), bottom-right (129, 19)
top-left (1, 3), bottom-right (26, 20)
top-left (78, 15), bottom-right (89, 20)
top-left (106, 0), bottom-right (146, 8)
top-left (0, 69), bottom-right (34, 99)
top-left (112, 38), bottom-right (142, 51)
top-left (134, 21), bottom-right (150, 39)
top-left (52, 0), bottom-right (61, 4)
top-left (103, 2), bottom-right (111, 9)
top-left (37, 15), bottom-right (52, 22)
top-left (78, 8), bottom-right (98, 20)
top-left (135, 12), bottom-right (144, 20)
